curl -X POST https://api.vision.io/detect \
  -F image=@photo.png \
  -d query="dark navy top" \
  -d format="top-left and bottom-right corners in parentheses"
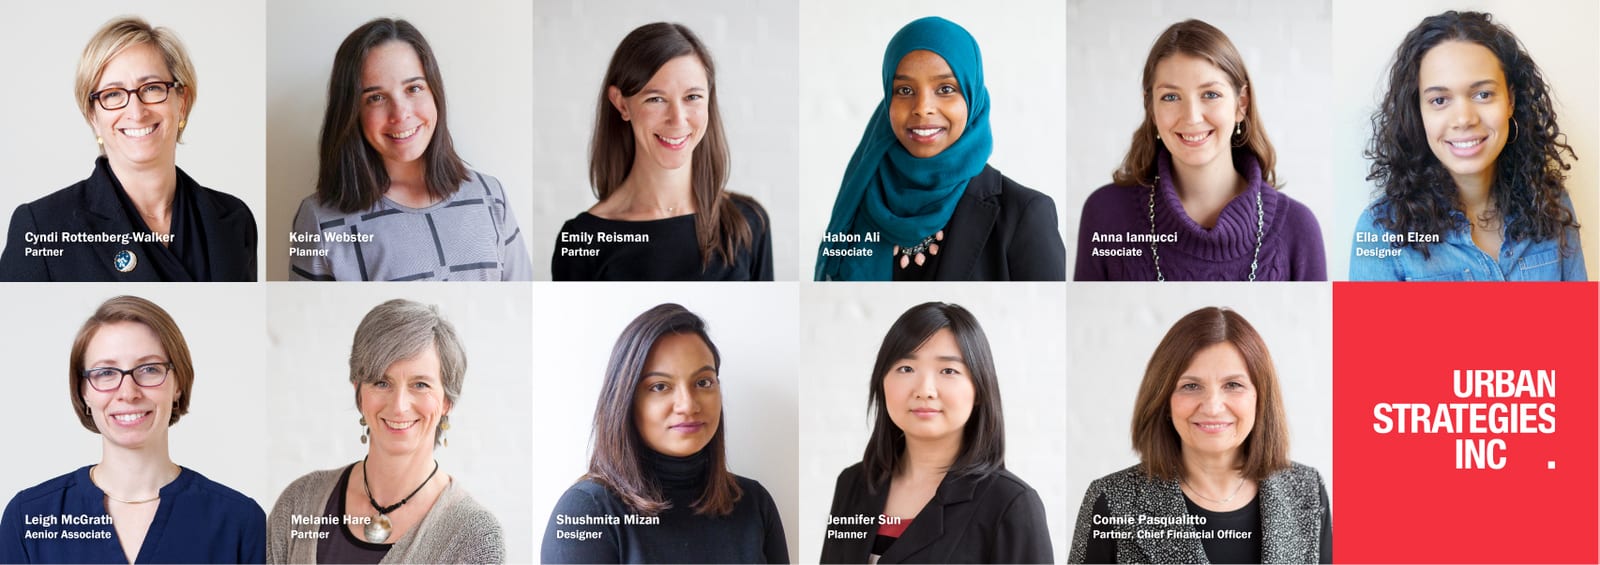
top-left (0, 465), bottom-right (265, 564)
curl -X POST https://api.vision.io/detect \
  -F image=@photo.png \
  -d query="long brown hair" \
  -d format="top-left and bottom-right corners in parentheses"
top-left (585, 304), bottom-right (742, 516)
top-left (591, 23), bottom-right (756, 270)
top-left (1113, 19), bottom-right (1277, 188)
top-left (1130, 307), bottom-right (1289, 482)
top-left (317, 18), bottom-right (468, 213)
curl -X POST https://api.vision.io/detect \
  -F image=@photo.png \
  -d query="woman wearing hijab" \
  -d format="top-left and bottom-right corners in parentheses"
top-left (814, 17), bottom-right (1064, 281)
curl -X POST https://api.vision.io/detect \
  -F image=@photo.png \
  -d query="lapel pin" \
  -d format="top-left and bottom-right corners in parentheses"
top-left (114, 249), bottom-right (137, 273)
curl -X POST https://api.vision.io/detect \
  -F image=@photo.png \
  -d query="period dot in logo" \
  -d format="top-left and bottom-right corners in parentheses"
top-left (114, 249), bottom-right (137, 273)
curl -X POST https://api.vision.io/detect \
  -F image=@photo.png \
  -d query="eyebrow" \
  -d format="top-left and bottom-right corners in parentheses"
top-left (99, 75), bottom-right (168, 89)
top-left (643, 365), bottom-right (718, 380)
top-left (1422, 79), bottom-right (1498, 95)
top-left (899, 352), bottom-right (966, 364)
top-left (1154, 80), bottom-right (1225, 90)
top-left (87, 354), bottom-right (168, 367)
top-left (639, 86), bottom-right (708, 96)
top-left (893, 73), bottom-right (957, 82)
top-left (361, 76), bottom-right (425, 94)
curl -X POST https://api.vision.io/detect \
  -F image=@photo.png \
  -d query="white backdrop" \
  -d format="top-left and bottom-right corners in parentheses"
top-left (265, 0), bottom-right (536, 280)
top-left (799, 283), bottom-right (1069, 564)
top-left (1331, 0), bottom-right (1599, 279)
top-left (0, 1), bottom-right (267, 279)
top-left (531, 0), bottom-right (800, 281)
top-left (531, 282), bottom-right (801, 563)
top-left (1064, 0), bottom-right (1337, 278)
top-left (1064, 282), bottom-right (1334, 550)
top-left (798, 0), bottom-right (1070, 279)
top-left (0, 284), bottom-right (271, 511)
top-left (265, 283), bottom-right (533, 563)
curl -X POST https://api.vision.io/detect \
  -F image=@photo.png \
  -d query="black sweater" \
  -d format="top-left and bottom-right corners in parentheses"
top-left (551, 196), bottom-right (773, 281)
top-left (541, 449), bottom-right (789, 563)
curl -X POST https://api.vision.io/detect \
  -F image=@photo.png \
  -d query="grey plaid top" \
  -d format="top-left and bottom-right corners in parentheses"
top-left (289, 171), bottom-right (531, 281)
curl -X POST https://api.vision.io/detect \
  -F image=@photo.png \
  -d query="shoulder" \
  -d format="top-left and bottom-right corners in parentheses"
top-left (732, 474), bottom-right (774, 500)
top-left (5, 468), bottom-right (86, 510)
top-left (182, 171), bottom-right (251, 215)
top-left (552, 478), bottom-right (625, 514)
top-left (437, 483), bottom-right (503, 528)
top-left (976, 469), bottom-right (1041, 500)
top-left (832, 461), bottom-right (867, 487)
top-left (1355, 199), bottom-right (1392, 231)
top-left (277, 466), bottom-right (344, 503)
top-left (728, 193), bottom-right (770, 230)
top-left (989, 170), bottom-right (1055, 207)
top-left (1271, 190), bottom-right (1321, 226)
top-left (1267, 461), bottom-right (1326, 488)
top-left (1086, 464), bottom-right (1158, 495)
top-left (1081, 182), bottom-right (1144, 217)
top-left (464, 170), bottom-right (509, 200)
top-left (15, 179), bottom-right (94, 218)
top-left (180, 468), bottom-right (263, 512)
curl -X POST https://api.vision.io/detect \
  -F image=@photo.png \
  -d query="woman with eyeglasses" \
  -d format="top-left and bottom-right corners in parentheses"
top-left (0, 17), bottom-right (258, 281)
top-left (0, 296), bottom-right (266, 563)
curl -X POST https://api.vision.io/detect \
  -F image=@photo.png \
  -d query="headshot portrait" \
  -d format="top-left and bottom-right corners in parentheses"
top-left (533, 284), bottom-right (799, 563)
top-left (267, 0), bottom-right (534, 281)
top-left (0, 286), bottom-right (268, 563)
top-left (264, 285), bottom-right (532, 563)
top-left (534, 0), bottom-right (797, 281)
top-left (1335, 0), bottom-right (1598, 280)
top-left (0, 2), bottom-right (265, 281)
top-left (800, 284), bottom-right (1067, 563)
top-left (1065, 0), bottom-right (1334, 281)
top-left (1065, 284), bottom-right (1332, 564)
top-left (803, 1), bottom-right (1068, 281)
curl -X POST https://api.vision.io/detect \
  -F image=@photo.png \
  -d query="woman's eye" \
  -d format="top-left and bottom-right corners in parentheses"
top-left (894, 85), bottom-right (913, 96)
top-left (1472, 90), bottom-right (1492, 101)
top-left (406, 84), bottom-right (424, 94)
top-left (1179, 382), bottom-right (1200, 392)
top-left (937, 84), bottom-right (957, 95)
top-left (645, 95), bottom-right (665, 103)
top-left (412, 381), bottom-right (431, 390)
top-left (696, 377), bottom-right (717, 388)
top-left (1159, 93), bottom-right (1178, 102)
top-left (686, 93), bottom-right (704, 102)
top-left (373, 380), bottom-right (390, 389)
top-left (647, 382), bottom-right (668, 393)
top-left (365, 93), bottom-right (386, 104)
top-left (1428, 96), bottom-right (1447, 107)
top-left (939, 367), bottom-right (961, 375)
top-left (1202, 91), bottom-right (1221, 100)
top-left (894, 365), bottom-right (914, 373)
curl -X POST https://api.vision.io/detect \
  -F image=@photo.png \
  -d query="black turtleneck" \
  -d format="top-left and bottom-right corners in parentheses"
top-left (541, 448), bottom-right (789, 563)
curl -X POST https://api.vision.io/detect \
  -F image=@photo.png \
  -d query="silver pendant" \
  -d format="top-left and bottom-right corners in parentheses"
top-left (364, 513), bottom-right (392, 543)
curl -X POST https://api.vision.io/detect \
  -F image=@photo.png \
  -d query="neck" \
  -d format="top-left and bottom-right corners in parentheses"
top-left (900, 434), bottom-right (961, 481)
top-left (363, 448), bottom-right (437, 504)
top-left (617, 159), bottom-right (695, 216)
top-left (96, 441), bottom-right (177, 499)
top-left (1171, 155), bottom-right (1244, 229)
top-left (106, 158), bottom-right (177, 224)
top-left (1453, 172), bottom-right (1495, 219)
top-left (1180, 449), bottom-right (1243, 490)
top-left (383, 159), bottom-right (433, 207)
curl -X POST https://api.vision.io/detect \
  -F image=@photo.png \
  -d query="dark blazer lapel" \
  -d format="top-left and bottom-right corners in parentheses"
top-left (880, 473), bottom-right (979, 563)
top-left (934, 166), bottom-right (1000, 280)
top-left (1128, 477), bottom-right (1208, 563)
top-left (79, 165), bottom-right (164, 282)
top-left (1258, 470), bottom-right (1318, 563)
top-left (838, 478), bottom-right (890, 563)
top-left (183, 169), bottom-right (253, 280)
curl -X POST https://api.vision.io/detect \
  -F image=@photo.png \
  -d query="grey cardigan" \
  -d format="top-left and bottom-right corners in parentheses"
top-left (267, 466), bottom-right (506, 564)
top-left (1069, 462), bottom-right (1328, 564)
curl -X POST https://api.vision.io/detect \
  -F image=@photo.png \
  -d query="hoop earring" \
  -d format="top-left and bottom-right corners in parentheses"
top-left (1509, 119), bottom-right (1519, 144)
top-left (359, 416), bottom-right (369, 444)
top-left (1232, 119), bottom-right (1248, 148)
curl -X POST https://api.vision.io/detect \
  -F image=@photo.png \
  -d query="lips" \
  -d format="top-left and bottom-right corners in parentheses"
top-left (906, 126), bottom-right (947, 144)
top-left (119, 124), bottom-right (157, 139)
top-left (1445, 136), bottom-right (1487, 157)
top-left (385, 125), bottom-right (422, 141)
top-left (910, 407), bottom-right (942, 419)
top-left (668, 421), bottom-right (706, 434)
top-left (1175, 130), bottom-right (1213, 146)
top-left (1193, 421), bottom-right (1234, 433)
top-left (381, 418), bottom-right (418, 432)
top-left (656, 133), bottom-right (689, 150)
top-left (108, 410), bottom-right (151, 427)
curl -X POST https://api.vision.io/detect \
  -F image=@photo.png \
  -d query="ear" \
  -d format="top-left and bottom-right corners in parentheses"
top-left (1236, 83), bottom-right (1251, 121)
top-left (607, 85), bottom-right (629, 121)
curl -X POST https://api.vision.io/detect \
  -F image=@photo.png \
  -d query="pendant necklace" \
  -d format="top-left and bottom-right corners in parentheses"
top-left (1149, 176), bottom-right (1264, 281)
top-left (360, 456), bottom-right (439, 543)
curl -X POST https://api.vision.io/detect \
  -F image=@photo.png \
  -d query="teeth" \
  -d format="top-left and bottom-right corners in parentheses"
top-left (1197, 423), bottom-right (1230, 431)
top-left (122, 126), bottom-right (155, 138)
top-left (113, 413), bottom-right (144, 423)
top-left (386, 126), bottom-right (420, 140)
top-left (384, 419), bottom-right (417, 430)
top-left (911, 128), bottom-right (942, 137)
top-left (1448, 138), bottom-right (1482, 148)
top-left (658, 134), bottom-right (687, 145)
top-left (1181, 132), bottom-right (1208, 142)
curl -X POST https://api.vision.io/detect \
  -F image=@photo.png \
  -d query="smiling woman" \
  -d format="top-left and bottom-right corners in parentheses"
top-left (541, 304), bottom-right (788, 563)
top-left (288, 18), bottom-right (531, 282)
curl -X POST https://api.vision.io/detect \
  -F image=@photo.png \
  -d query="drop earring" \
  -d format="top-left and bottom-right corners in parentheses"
top-left (439, 415), bottom-right (451, 448)
top-left (359, 417), bottom-right (369, 444)
top-left (96, 136), bottom-right (103, 146)
top-left (1235, 121), bottom-right (1242, 136)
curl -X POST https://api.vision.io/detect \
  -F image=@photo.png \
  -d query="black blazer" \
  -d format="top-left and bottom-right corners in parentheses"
top-left (820, 462), bottom-right (1053, 564)
top-left (0, 159), bottom-right (257, 281)
top-left (929, 165), bottom-right (1066, 281)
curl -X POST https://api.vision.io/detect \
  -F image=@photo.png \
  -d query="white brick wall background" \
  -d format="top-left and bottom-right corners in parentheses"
top-left (798, 284), bottom-right (1069, 564)
top-left (1064, 0), bottom-right (1337, 280)
top-left (265, 0), bottom-right (537, 281)
top-left (799, 0), bottom-right (1070, 279)
top-left (1332, 0), bottom-right (1599, 279)
top-left (530, 283), bottom-right (801, 563)
top-left (266, 284), bottom-right (535, 564)
top-left (531, 0), bottom-right (800, 281)
top-left (1065, 283), bottom-right (1335, 538)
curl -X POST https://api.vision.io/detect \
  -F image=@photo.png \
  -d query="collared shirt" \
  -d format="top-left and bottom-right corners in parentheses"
top-left (1349, 198), bottom-right (1587, 281)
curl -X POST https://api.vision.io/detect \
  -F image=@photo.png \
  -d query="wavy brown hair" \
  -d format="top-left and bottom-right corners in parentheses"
top-left (1113, 19), bottom-right (1277, 188)
top-left (1365, 11), bottom-right (1578, 259)
top-left (591, 23), bottom-right (758, 270)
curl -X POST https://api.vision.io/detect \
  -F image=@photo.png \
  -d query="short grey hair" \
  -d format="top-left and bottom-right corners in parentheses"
top-left (349, 299), bottom-right (465, 445)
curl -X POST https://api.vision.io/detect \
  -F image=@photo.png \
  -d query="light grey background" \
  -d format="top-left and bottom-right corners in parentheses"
top-left (1331, 0), bottom-right (1599, 279)
top-left (1064, 282), bottom-right (1333, 550)
top-left (531, 282), bottom-right (801, 563)
top-left (798, 0), bottom-right (1070, 279)
top-left (1064, 0), bottom-right (1336, 278)
top-left (0, 1), bottom-right (267, 279)
top-left (265, 0), bottom-right (535, 280)
top-left (531, 0), bottom-right (800, 280)
top-left (0, 284), bottom-right (271, 509)
top-left (265, 283), bottom-right (534, 563)
top-left (798, 283), bottom-right (1069, 564)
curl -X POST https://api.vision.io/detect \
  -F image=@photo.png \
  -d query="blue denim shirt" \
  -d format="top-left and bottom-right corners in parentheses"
top-left (1349, 197), bottom-right (1587, 281)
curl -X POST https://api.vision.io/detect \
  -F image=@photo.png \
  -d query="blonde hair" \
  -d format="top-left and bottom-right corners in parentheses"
top-left (75, 16), bottom-right (197, 143)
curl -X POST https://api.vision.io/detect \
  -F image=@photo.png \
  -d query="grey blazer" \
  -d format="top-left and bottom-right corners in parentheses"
top-left (1069, 462), bottom-right (1329, 564)
top-left (267, 466), bottom-right (506, 564)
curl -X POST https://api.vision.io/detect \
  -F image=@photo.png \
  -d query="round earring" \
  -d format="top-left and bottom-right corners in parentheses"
top-left (359, 416), bottom-right (369, 444)
top-left (96, 136), bottom-right (103, 146)
top-left (178, 119), bottom-right (186, 130)
top-left (439, 415), bottom-right (451, 448)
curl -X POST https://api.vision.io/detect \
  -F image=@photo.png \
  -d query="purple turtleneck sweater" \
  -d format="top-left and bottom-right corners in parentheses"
top-left (1073, 151), bottom-right (1327, 281)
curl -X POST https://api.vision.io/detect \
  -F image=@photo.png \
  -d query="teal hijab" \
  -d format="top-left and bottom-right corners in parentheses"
top-left (814, 16), bottom-right (993, 281)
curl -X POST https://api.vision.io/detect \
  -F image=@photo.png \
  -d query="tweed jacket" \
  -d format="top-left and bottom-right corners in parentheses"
top-left (267, 466), bottom-right (505, 564)
top-left (1069, 462), bottom-right (1328, 564)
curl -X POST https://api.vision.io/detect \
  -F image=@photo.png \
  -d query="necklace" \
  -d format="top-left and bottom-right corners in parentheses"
top-left (1148, 176), bottom-right (1264, 281)
top-left (894, 230), bottom-right (945, 269)
top-left (89, 465), bottom-right (164, 505)
top-left (1181, 475), bottom-right (1248, 505)
top-left (359, 456), bottom-right (440, 543)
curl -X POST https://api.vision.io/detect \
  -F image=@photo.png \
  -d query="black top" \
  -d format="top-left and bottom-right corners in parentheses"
top-left (316, 464), bottom-right (390, 565)
top-left (1082, 488), bottom-right (1331, 564)
top-left (820, 462), bottom-right (1053, 564)
top-left (0, 157), bottom-right (257, 281)
top-left (908, 165), bottom-right (1065, 281)
top-left (551, 196), bottom-right (772, 281)
top-left (541, 449), bottom-right (789, 564)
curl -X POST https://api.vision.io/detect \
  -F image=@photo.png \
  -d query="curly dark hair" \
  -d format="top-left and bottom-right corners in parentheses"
top-left (1365, 10), bottom-right (1578, 258)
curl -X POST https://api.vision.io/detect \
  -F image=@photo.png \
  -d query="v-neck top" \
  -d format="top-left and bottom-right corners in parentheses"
top-left (0, 465), bottom-right (265, 564)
